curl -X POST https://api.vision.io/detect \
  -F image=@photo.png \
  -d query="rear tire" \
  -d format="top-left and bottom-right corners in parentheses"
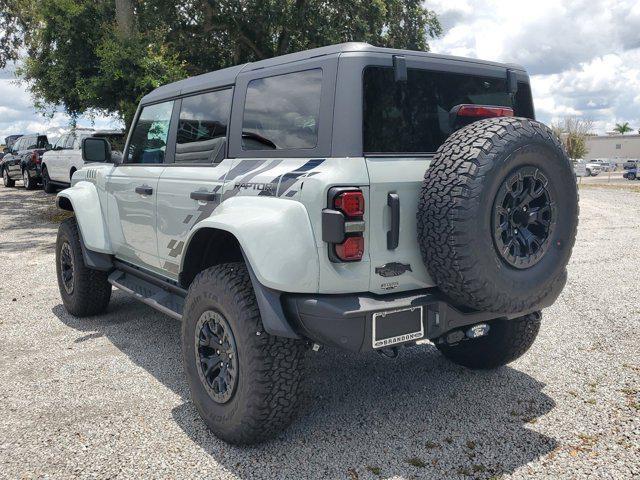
top-left (23, 169), bottom-right (37, 190)
top-left (436, 312), bottom-right (542, 369)
top-left (417, 117), bottom-right (578, 313)
top-left (42, 166), bottom-right (56, 193)
top-left (2, 169), bottom-right (15, 187)
top-left (181, 262), bottom-right (305, 445)
top-left (56, 217), bottom-right (112, 316)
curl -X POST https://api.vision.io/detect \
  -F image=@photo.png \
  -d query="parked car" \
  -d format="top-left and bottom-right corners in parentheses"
top-left (590, 159), bottom-right (615, 172)
top-left (623, 167), bottom-right (639, 180)
top-left (4, 134), bottom-right (23, 151)
top-left (585, 160), bottom-right (602, 177)
top-left (41, 129), bottom-right (125, 193)
top-left (623, 159), bottom-right (639, 170)
top-left (54, 42), bottom-right (578, 444)
top-left (1, 133), bottom-right (50, 189)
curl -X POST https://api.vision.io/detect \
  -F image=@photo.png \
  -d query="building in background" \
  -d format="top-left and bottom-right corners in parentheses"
top-left (585, 134), bottom-right (640, 163)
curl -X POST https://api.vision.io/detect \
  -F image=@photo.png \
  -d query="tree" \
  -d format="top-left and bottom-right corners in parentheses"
top-left (551, 117), bottom-right (593, 160)
top-left (0, 0), bottom-right (442, 127)
top-left (614, 122), bottom-right (633, 135)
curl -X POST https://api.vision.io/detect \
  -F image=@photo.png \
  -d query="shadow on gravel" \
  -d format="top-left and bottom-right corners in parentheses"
top-left (0, 187), bottom-right (64, 253)
top-left (53, 295), bottom-right (558, 479)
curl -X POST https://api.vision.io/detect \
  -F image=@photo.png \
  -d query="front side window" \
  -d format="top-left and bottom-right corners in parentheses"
top-left (53, 135), bottom-right (67, 150)
top-left (242, 69), bottom-right (322, 151)
top-left (26, 136), bottom-right (37, 149)
top-left (175, 89), bottom-right (232, 164)
top-left (64, 134), bottom-right (75, 149)
top-left (363, 67), bottom-right (518, 153)
top-left (127, 100), bottom-right (174, 164)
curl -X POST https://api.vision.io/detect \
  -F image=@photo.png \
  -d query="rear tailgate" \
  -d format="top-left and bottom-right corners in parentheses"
top-left (365, 156), bottom-right (435, 294)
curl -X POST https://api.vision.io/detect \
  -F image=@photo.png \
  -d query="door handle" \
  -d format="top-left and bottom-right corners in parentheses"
top-left (190, 191), bottom-right (220, 202)
top-left (135, 185), bottom-right (153, 195)
top-left (387, 193), bottom-right (400, 250)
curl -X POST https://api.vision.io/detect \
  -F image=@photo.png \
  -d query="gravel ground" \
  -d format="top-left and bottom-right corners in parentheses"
top-left (0, 184), bottom-right (638, 480)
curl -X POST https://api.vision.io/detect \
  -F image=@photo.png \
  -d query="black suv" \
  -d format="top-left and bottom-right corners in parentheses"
top-left (1, 134), bottom-right (50, 189)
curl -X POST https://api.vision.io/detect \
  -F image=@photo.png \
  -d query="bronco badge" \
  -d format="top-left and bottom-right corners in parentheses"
top-left (375, 262), bottom-right (412, 277)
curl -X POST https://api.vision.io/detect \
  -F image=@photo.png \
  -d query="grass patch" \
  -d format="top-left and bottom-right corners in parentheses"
top-left (406, 456), bottom-right (427, 468)
top-left (365, 466), bottom-right (381, 476)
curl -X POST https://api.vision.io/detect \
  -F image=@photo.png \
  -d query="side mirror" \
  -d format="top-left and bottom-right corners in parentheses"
top-left (82, 137), bottom-right (112, 163)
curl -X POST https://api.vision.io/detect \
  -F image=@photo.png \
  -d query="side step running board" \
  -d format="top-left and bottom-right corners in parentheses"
top-left (108, 269), bottom-right (185, 320)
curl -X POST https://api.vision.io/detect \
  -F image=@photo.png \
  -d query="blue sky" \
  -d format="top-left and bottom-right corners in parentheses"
top-left (2, 0), bottom-right (640, 140)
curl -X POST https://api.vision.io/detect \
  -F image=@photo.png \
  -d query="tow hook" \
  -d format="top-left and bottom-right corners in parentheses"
top-left (377, 346), bottom-right (399, 359)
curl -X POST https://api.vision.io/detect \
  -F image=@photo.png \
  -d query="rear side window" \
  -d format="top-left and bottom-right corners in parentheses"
top-left (363, 67), bottom-right (518, 154)
top-left (175, 89), bottom-right (232, 164)
top-left (127, 101), bottom-right (174, 164)
top-left (242, 69), bottom-right (322, 151)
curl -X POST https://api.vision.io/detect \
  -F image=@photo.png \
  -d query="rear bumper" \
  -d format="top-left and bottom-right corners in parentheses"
top-left (283, 289), bottom-right (541, 352)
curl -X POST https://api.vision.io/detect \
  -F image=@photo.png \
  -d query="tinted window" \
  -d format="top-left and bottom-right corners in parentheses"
top-left (242, 69), bottom-right (322, 150)
top-left (127, 101), bottom-right (174, 164)
top-left (515, 82), bottom-right (535, 119)
top-left (175, 89), bottom-right (232, 164)
top-left (363, 67), bottom-right (518, 153)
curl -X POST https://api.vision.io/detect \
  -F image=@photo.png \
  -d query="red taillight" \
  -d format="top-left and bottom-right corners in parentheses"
top-left (31, 152), bottom-right (41, 164)
top-left (335, 236), bottom-right (364, 262)
top-left (334, 191), bottom-right (365, 218)
top-left (456, 105), bottom-right (514, 118)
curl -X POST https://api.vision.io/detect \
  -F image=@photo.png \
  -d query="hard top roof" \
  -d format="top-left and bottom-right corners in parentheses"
top-left (141, 42), bottom-right (526, 104)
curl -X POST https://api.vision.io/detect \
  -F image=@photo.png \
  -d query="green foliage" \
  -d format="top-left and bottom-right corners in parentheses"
top-left (552, 116), bottom-right (593, 160)
top-left (614, 122), bottom-right (633, 135)
top-left (0, 0), bottom-right (441, 126)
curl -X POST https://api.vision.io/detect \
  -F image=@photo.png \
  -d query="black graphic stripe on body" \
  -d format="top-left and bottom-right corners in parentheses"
top-left (222, 159), bottom-right (283, 201)
top-left (225, 160), bottom-right (266, 181)
top-left (276, 159), bottom-right (324, 196)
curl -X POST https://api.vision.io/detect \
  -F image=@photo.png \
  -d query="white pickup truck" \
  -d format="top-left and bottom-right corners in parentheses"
top-left (41, 129), bottom-right (124, 193)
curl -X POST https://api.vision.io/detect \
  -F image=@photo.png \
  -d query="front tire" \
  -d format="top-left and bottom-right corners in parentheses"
top-left (56, 217), bottom-right (112, 316)
top-left (181, 263), bottom-right (305, 445)
top-left (437, 312), bottom-right (542, 369)
top-left (42, 166), bottom-right (56, 193)
top-left (2, 169), bottom-right (15, 187)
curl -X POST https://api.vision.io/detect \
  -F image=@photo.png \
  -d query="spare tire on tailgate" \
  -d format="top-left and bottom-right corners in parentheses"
top-left (417, 117), bottom-right (578, 314)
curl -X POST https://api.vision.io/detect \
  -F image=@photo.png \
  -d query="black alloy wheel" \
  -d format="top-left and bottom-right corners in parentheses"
top-left (59, 241), bottom-right (75, 295)
top-left (492, 167), bottom-right (557, 269)
top-left (195, 310), bottom-right (239, 404)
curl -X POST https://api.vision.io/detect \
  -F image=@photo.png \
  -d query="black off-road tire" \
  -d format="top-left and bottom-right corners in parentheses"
top-left (437, 312), bottom-right (542, 369)
top-left (181, 262), bottom-right (306, 445)
top-left (417, 117), bottom-right (578, 313)
top-left (42, 166), bottom-right (56, 193)
top-left (56, 217), bottom-right (112, 316)
top-left (2, 168), bottom-right (15, 187)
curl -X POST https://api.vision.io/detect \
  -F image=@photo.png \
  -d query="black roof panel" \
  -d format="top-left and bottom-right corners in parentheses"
top-left (141, 42), bottom-right (526, 104)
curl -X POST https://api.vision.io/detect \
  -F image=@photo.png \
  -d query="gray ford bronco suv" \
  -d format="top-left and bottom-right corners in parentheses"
top-left (55, 43), bottom-right (578, 444)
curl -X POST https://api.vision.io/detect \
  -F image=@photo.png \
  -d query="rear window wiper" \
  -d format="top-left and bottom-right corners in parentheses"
top-left (242, 131), bottom-right (277, 149)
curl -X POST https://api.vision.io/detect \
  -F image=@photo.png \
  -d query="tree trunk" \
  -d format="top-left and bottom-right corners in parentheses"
top-left (115, 0), bottom-right (135, 38)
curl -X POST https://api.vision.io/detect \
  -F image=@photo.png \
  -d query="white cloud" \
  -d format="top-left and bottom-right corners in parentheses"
top-left (0, 69), bottom-right (123, 143)
top-left (427, 0), bottom-right (640, 133)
